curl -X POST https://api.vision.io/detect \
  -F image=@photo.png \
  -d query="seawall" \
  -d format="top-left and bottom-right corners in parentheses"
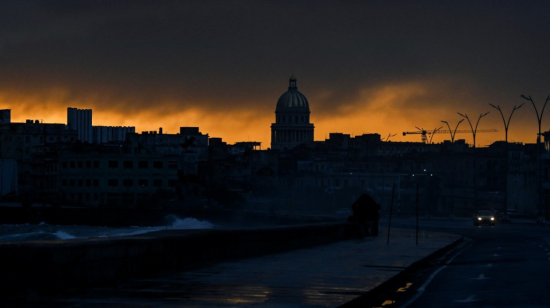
top-left (0, 206), bottom-right (338, 227)
top-left (0, 221), bottom-right (364, 298)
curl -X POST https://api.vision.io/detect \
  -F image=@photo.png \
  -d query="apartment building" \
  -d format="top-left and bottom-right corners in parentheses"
top-left (67, 107), bottom-right (93, 143)
top-left (56, 141), bottom-right (181, 207)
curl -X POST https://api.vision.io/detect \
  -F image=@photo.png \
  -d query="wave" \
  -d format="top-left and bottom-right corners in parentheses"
top-left (0, 231), bottom-right (59, 242)
top-left (0, 215), bottom-right (215, 243)
top-left (164, 214), bottom-right (214, 229)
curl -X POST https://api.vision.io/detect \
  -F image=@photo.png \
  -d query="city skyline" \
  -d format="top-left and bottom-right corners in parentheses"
top-left (2, 1), bottom-right (550, 147)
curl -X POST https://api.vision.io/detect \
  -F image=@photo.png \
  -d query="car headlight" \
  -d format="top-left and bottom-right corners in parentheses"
top-left (491, 217), bottom-right (494, 221)
top-left (478, 217), bottom-right (482, 221)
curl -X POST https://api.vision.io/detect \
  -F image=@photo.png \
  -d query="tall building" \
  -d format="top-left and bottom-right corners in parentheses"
top-left (270, 75), bottom-right (314, 150)
top-left (67, 107), bottom-right (93, 143)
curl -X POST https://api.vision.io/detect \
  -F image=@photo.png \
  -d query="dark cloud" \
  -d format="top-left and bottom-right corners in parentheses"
top-left (1, 0), bottom-right (550, 141)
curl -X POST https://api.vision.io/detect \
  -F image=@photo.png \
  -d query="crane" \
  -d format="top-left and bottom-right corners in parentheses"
top-left (403, 127), bottom-right (498, 144)
top-left (402, 127), bottom-right (443, 144)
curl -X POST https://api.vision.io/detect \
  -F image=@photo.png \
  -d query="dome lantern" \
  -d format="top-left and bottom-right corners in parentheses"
top-left (276, 75), bottom-right (309, 110)
top-left (289, 74), bottom-right (297, 89)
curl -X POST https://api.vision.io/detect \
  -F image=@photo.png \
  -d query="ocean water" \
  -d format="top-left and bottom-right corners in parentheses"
top-left (0, 215), bottom-right (215, 243)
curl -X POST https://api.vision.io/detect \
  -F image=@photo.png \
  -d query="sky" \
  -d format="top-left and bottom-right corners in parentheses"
top-left (2, 0), bottom-right (550, 147)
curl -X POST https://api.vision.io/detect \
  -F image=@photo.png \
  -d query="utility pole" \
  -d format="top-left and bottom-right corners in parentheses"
top-left (521, 95), bottom-right (550, 223)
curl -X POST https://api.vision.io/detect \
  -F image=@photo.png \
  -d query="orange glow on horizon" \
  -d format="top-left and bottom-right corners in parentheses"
top-left (0, 83), bottom-right (542, 148)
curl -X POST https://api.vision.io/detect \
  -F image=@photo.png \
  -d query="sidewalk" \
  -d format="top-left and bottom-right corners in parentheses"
top-left (20, 228), bottom-right (462, 308)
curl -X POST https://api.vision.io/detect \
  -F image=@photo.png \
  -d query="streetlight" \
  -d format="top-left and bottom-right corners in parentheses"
top-left (520, 95), bottom-right (550, 222)
top-left (457, 111), bottom-right (490, 148)
top-left (489, 103), bottom-right (524, 143)
top-left (441, 119), bottom-right (464, 217)
top-left (428, 127), bottom-right (443, 144)
top-left (441, 119), bottom-right (464, 143)
top-left (457, 111), bottom-right (489, 212)
top-left (520, 96), bottom-right (549, 142)
top-left (489, 102), bottom-right (524, 219)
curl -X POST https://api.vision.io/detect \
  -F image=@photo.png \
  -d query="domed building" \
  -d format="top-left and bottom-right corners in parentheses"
top-left (270, 75), bottom-right (314, 150)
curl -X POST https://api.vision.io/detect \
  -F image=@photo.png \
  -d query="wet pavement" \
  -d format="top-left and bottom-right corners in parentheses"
top-left (17, 227), bottom-right (462, 308)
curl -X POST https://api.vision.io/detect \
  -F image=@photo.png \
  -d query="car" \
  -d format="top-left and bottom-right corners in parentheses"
top-left (473, 210), bottom-right (496, 226)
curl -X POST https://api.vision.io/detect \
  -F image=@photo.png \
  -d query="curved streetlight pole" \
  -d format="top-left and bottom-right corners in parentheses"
top-left (521, 95), bottom-right (550, 144)
top-left (385, 133), bottom-right (397, 142)
top-left (428, 127), bottom-right (443, 144)
top-left (440, 119), bottom-right (463, 217)
top-left (441, 119), bottom-right (464, 143)
top-left (521, 95), bottom-right (550, 222)
top-left (489, 102), bottom-right (524, 218)
top-left (457, 111), bottom-right (490, 148)
top-left (457, 111), bottom-right (489, 212)
top-left (489, 103), bottom-right (524, 143)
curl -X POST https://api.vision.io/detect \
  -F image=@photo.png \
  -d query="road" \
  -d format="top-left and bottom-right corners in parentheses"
top-left (378, 217), bottom-right (550, 308)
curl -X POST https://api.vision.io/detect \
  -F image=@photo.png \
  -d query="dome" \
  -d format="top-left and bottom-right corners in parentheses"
top-left (276, 76), bottom-right (309, 110)
top-left (276, 91), bottom-right (309, 109)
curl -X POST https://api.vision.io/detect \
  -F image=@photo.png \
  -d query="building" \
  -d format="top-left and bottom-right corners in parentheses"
top-left (67, 107), bottom-right (93, 143)
top-left (270, 75), bottom-right (314, 151)
top-left (0, 159), bottom-right (18, 196)
top-left (0, 110), bottom-right (10, 125)
top-left (68, 107), bottom-right (135, 144)
top-left (0, 119), bottom-right (78, 194)
top-left (55, 138), bottom-right (181, 207)
top-left (93, 126), bottom-right (135, 144)
top-left (0, 120), bottom-right (78, 160)
top-left (133, 127), bottom-right (209, 161)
